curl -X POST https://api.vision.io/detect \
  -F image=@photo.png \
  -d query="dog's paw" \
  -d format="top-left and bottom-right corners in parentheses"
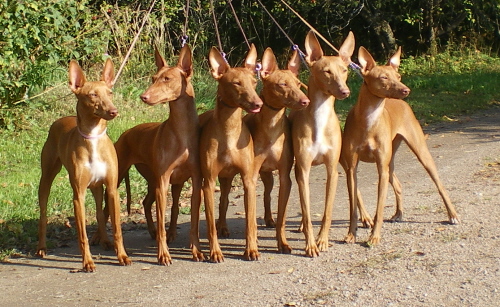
top-left (192, 250), bottom-right (205, 262)
top-left (278, 244), bottom-right (292, 254)
top-left (118, 255), bottom-right (132, 266)
top-left (244, 249), bottom-right (260, 261)
top-left (35, 248), bottom-right (47, 258)
top-left (389, 211), bottom-right (403, 223)
top-left (449, 216), bottom-right (460, 225)
top-left (316, 238), bottom-right (329, 252)
top-left (216, 221), bottom-right (231, 238)
top-left (360, 216), bottom-right (374, 228)
top-left (82, 260), bottom-right (96, 273)
top-left (344, 233), bottom-right (356, 244)
top-left (305, 244), bottom-right (320, 258)
top-left (264, 217), bottom-right (276, 228)
top-left (209, 250), bottom-right (225, 263)
top-left (158, 252), bottom-right (172, 266)
top-left (366, 235), bottom-right (381, 247)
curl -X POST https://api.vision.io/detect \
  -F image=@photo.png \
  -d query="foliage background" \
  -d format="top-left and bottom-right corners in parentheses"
top-left (1, 0), bottom-right (499, 110)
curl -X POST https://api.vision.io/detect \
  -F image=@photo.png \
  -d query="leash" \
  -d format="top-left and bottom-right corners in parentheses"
top-left (279, 0), bottom-right (339, 54)
top-left (279, 0), bottom-right (363, 79)
top-left (255, 0), bottom-right (309, 72)
top-left (113, 0), bottom-right (157, 85)
top-left (227, 0), bottom-right (262, 78)
top-left (181, 0), bottom-right (190, 47)
top-left (228, 0), bottom-right (250, 50)
top-left (209, 0), bottom-right (226, 61)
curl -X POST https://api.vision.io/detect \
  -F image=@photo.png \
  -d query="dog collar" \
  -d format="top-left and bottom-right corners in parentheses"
top-left (78, 127), bottom-right (107, 140)
top-left (263, 101), bottom-right (283, 112)
top-left (217, 97), bottom-right (237, 109)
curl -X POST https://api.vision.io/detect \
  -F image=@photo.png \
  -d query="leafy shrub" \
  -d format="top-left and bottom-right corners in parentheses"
top-left (0, 0), bottom-right (110, 110)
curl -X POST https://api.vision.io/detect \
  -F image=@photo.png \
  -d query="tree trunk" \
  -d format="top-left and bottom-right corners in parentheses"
top-left (359, 2), bottom-right (397, 59)
top-left (422, 0), bottom-right (439, 56)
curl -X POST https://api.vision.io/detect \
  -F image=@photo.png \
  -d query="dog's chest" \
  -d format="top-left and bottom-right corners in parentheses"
top-left (364, 104), bottom-right (384, 131)
top-left (85, 139), bottom-right (108, 185)
top-left (308, 102), bottom-right (335, 158)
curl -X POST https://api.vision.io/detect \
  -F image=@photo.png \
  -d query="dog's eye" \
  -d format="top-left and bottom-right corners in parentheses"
top-left (323, 70), bottom-right (331, 75)
top-left (232, 81), bottom-right (241, 86)
top-left (279, 82), bottom-right (287, 87)
top-left (90, 93), bottom-right (98, 98)
top-left (380, 75), bottom-right (388, 80)
top-left (163, 77), bottom-right (170, 82)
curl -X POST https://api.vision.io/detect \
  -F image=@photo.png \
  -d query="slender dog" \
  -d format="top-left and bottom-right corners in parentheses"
top-left (200, 45), bottom-right (263, 262)
top-left (216, 47), bottom-right (309, 253)
top-left (36, 59), bottom-right (131, 272)
top-left (342, 46), bottom-right (460, 246)
top-left (113, 45), bottom-right (204, 264)
top-left (289, 31), bottom-right (355, 257)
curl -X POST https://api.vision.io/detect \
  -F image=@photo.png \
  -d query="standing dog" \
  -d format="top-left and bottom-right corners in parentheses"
top-left (216, 48), bottom-right (309, 253)
top-left (36, 59), bottom-right (131, 272)
top-left (200, 45), bottom-right (263, 262)
top-left (342, 46), bottom-right (460, 246)
top-left (290, 31), bottom-right (355, 257)
top-left (113, 45), bottom-right (204, 264)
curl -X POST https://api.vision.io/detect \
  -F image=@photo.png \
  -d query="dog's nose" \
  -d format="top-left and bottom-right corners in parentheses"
top-left (340, 89), bottom-right (350, 98)
top-left (108, 108), bottom-right (118, 118)
top-left (402, 88), bottom-right (411, 96)
top-left (140, 94), bottom-right (149, 102)
top-left (253, 97), bottom-right (263, 109)
top-left (300, 97), bottom-right (310, 107)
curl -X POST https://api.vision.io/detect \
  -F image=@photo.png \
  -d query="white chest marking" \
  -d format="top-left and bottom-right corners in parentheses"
top-left (308, 99), bottom-right (333, 158)
top-left (85, 138), bottom-right (107, 185)
top-left (365, 104), bottom-right (384, 131)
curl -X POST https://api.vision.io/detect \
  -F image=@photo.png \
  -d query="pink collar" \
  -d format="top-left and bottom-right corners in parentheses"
top-left (77, 127), bottom-right (107, 140)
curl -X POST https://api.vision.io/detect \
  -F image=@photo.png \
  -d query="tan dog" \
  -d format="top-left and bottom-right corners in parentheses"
top-left (113, 45), bottom-right (204, 264)
top-left (216, 47), bottom-right (309, 253)
top-left (36, 59), bottom-right (131, 272)
top-left (200, 45), bottom-right (263, 262)
top-left (290, 31), bottom-right (355, 257)
top-left (342, 46), bottom-right (460, 246)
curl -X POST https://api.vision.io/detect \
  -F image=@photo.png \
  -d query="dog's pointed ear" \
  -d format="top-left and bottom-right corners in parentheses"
top-left (243, 43), bottom-right (258, 72)
top-left (68, 60), bottom-right (86, 93)
top-left (177, 44), bottom-right (193, 79)
top-left (209, 47), bottom-right (230, 80)
top-left (358, 46), bottom-right (376, 75)
top-left (154, 46), bottom-right (169, 71)
top-left (388, 46), bottom-right (401, 71)
top-left (305, 31), bottom-right (323, 66)
top-left (339, 31), bottom-right (355, 65)
top-left (260, 47), bottom-right (277, 79)
top-left (288, 49), bottom-right (301, 76)
top-left (101, 58), bottom-right (115, 88)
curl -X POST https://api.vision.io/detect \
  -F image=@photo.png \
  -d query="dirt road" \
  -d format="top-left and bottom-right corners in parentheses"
top-left (1, 106), bottom-right (499, 306)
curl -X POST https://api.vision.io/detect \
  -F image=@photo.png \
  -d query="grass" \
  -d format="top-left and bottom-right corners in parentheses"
top-left (0, 49), bottom-right (499, 260)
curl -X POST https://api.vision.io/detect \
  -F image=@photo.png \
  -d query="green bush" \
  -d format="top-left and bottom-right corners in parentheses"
top-left (0, 0), bottom-right (110, 109)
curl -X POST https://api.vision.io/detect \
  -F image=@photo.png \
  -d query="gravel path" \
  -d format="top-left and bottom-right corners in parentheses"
top-left (1, 106), bottom-right (499, 306)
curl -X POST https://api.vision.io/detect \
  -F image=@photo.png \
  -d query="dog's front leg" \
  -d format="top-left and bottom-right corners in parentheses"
top-left (155, 175), bottom-right (172, 266)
